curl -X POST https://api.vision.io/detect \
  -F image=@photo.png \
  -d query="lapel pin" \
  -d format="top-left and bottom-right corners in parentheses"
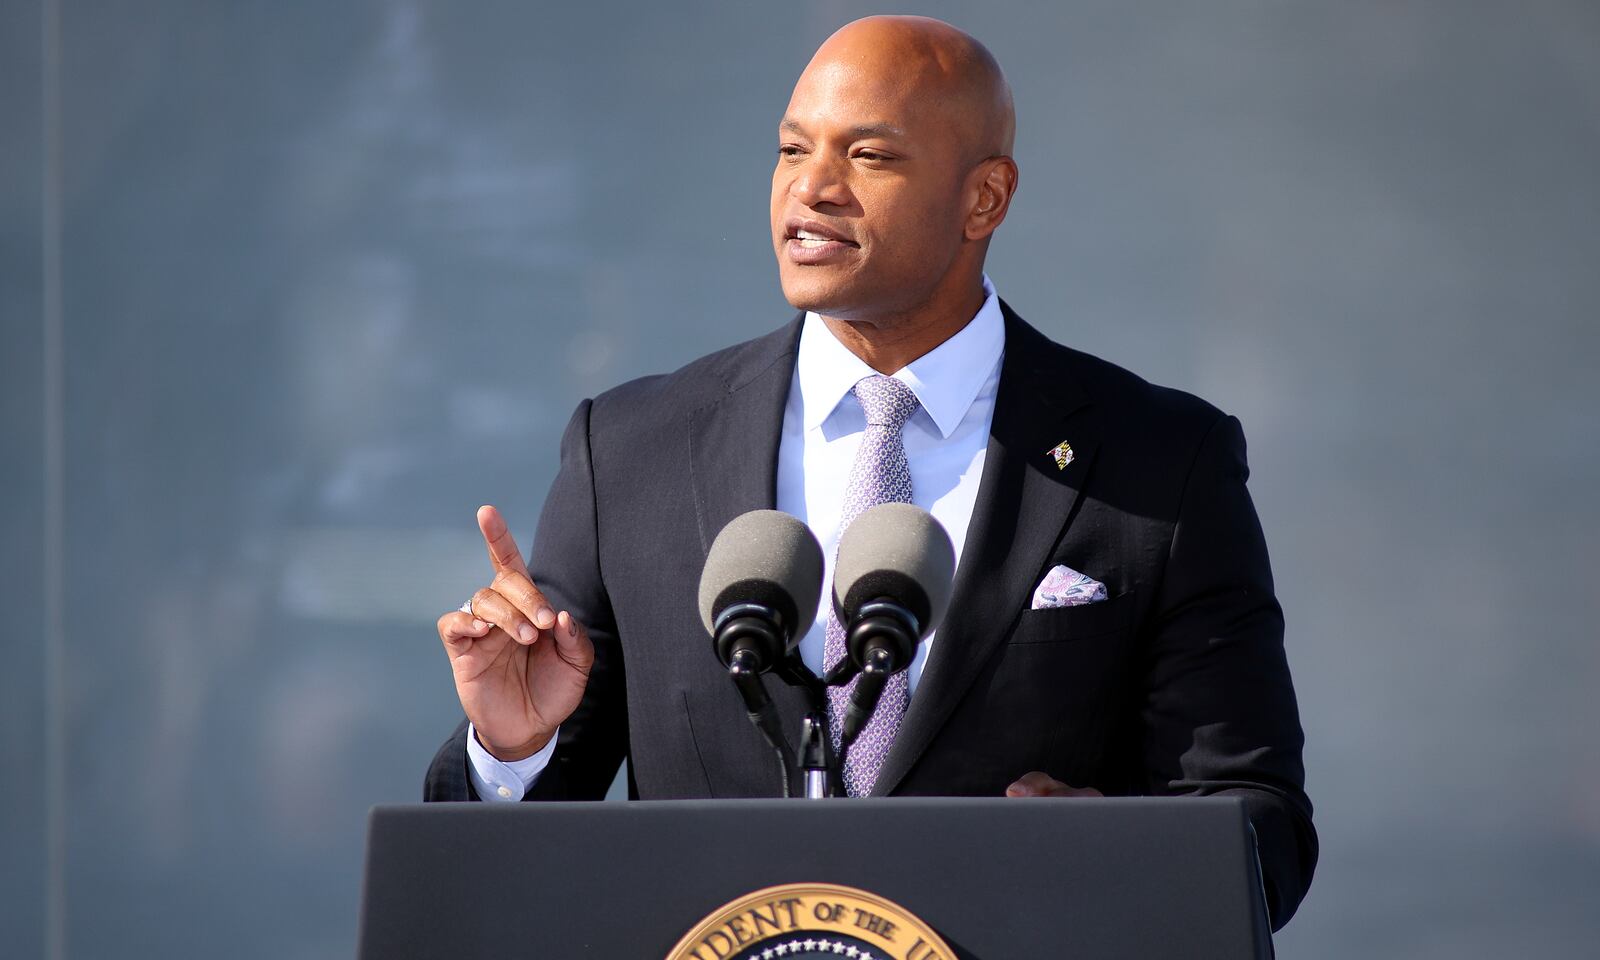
top-left (1047, 440), bottom-right (1075, 471)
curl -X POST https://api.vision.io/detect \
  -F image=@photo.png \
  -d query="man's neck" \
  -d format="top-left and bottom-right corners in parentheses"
top-left (818, 277), bottom-right (989, 374)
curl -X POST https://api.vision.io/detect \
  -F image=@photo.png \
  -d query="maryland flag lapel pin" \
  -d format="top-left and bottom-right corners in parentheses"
top-left (1048, 440), bottom-right (1075, 471)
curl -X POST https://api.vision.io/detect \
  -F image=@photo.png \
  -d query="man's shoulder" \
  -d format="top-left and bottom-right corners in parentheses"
top-left (586, 316), bottom-right (801, 428)
top-left (1072, 344), bottom-right (1225, 439)
top-left (1008, 309), bottom-right (1228, 442)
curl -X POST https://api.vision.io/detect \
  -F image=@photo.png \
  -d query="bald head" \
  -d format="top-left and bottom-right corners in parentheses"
top-left (806, 16), bottom-right (1015, 161)
top-left (771, 17), bottom-right (1020, 360)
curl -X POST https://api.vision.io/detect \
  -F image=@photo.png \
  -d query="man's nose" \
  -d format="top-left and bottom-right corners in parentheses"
top-left (790, 156), bottom-right (851, 208)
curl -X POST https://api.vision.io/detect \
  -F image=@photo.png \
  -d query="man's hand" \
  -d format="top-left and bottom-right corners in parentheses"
top-left (436, 505), bottom-right (594, 761)
top-left (1004, 771), bottom-right (1104, 798)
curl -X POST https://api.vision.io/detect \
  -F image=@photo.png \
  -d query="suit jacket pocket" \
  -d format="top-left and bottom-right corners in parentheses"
top-left (1010, 591), bottom-right (1136, 644)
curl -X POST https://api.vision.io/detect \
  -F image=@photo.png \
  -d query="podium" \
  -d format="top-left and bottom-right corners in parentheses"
top-left (358, 797), bottom-right (1272, 958)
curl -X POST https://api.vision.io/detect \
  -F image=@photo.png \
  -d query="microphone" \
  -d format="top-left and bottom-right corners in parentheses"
top-left (829, 503), bottom-right (956, 749)
top-left (698, 510), bottom-right (825, 797)
top-left (698, 509), bottom-right (825, 672)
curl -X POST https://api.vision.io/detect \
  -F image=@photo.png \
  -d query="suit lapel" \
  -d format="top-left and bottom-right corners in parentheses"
top-left (872, 305), bottom-right (1102, 796)
top-left (686, 319), bottom-right (803, 554)
top-left (684, 318), bottom-right (814, 790)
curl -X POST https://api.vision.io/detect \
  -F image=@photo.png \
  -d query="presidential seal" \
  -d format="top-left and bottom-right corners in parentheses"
top-left (666, 882), bottom-right (957, 960)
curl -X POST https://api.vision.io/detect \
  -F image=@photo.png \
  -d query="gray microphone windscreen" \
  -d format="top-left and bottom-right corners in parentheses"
top-left (833, 502), bottom-right (956, 637)
top-left (697, 510), bottom-right (825, 645)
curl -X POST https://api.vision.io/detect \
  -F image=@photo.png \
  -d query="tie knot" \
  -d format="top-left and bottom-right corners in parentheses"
top-left (853, 375), bottom-right (920, 430)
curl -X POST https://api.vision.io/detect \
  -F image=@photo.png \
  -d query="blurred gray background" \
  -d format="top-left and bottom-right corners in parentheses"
top-left (3, 0), bottom-right (1597, 956)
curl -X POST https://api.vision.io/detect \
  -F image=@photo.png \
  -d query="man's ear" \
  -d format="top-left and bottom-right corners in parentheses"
top-left (965, 156), bottom-right (1018, 241)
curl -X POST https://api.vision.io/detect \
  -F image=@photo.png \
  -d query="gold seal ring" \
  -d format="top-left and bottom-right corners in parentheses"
top-left (666, 881), bottom-right (957, 960)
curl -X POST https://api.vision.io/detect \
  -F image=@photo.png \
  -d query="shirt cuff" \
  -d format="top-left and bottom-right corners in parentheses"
top-left (465, 723), bottom-right (558, 802)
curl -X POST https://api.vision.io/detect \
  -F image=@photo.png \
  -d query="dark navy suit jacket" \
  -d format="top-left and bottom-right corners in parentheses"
top-left (424, 304), bottom-right (1317, 926)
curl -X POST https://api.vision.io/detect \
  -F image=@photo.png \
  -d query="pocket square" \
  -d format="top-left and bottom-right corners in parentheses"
top-left (1031, 564), bottom-right (1108, 609)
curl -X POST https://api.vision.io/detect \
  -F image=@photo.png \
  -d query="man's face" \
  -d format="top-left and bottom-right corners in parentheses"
top-left (771, 57), bottom-right (973, 321)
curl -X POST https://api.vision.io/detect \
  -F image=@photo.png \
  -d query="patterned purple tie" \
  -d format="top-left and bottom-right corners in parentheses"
top-left (825, 374), bottom-right (920, 796)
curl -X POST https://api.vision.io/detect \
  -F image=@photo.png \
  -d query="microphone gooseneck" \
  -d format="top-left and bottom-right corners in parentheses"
top-left (838, 605), bottom-right (918, 747)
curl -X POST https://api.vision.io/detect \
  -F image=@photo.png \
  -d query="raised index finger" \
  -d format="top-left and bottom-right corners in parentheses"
top-left (476, 504), bottom-right (530, 577)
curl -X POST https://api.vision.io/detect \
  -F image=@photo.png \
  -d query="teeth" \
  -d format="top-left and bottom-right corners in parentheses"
top-left (796, 230), bottom-right (834, 241)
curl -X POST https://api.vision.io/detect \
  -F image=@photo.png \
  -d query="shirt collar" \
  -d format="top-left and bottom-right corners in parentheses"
top-left (796, 274), bottom-right (1005, 439)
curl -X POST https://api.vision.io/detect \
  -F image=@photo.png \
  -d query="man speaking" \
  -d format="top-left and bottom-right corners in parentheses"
top-left (424, 15), bottom-right (1316, 927)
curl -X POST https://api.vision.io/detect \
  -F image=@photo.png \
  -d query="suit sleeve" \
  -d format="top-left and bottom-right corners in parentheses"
top-left (423, 399), bottom-right (629, 802)
top-left (1143, 413), bottom-right (1318, 929)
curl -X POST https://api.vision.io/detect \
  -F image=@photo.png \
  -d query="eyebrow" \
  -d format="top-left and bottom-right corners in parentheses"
top-left (779, 117), bottom-right (906, 140)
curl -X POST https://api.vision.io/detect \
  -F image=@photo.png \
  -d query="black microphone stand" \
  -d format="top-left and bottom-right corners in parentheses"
top-left (774, 652), bottom-right (839, 799)
top-left (718, 600), bottom-right (918, 800)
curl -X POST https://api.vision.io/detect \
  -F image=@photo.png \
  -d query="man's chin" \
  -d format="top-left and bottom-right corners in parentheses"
top-left (778, 269), bottom-right (865, 317)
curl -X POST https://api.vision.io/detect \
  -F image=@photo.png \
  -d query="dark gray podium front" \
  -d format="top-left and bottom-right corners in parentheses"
top-left (359, 797), bottom-right (1271, 959)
